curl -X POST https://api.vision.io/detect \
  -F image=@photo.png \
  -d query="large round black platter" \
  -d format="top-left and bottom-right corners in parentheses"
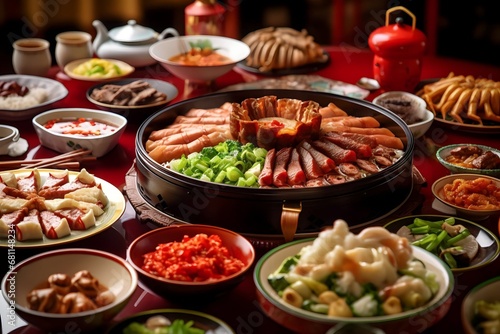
top-left (134, 89), bottom-right (415, 238)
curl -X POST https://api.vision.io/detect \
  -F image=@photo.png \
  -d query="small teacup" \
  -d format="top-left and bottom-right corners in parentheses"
top-left (0, 124), bottom-right (20, 155)
top-left (12, 38), bottom-right (52, 76)
top-left (55, 31), bottom-right (93, 69)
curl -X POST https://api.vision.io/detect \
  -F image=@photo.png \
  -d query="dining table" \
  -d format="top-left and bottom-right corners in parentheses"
top-left (1, 45), bottom-right (500, 334)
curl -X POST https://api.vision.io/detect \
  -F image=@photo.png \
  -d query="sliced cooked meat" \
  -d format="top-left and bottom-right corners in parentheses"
top-left (472, 151), bottom-right (500, 169)
top-left (355, 159), bottom-right (379, 174)
top-left (323, 132), bottom-right (372, 158)
top-left (287, 148), bottom-right (306, 186)
top-left (450, 145), bottom-right (483, 157)
top-left (299, 140), bottom-right (335, 173)
top-left (312, 139), bottom-right (357, 165)
top-left (273, 147), bottom-right (292, 187)
top-left (259, 148), bottom-right (276, 186)
top-left (298, 145), bottom-right (323, 179)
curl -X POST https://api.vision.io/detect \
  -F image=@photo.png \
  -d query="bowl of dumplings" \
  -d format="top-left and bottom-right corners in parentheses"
top-left (1, 248), bottom-right (138, 332)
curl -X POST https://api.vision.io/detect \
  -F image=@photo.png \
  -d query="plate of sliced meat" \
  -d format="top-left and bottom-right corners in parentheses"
top-left (0, 168), bottom-right (125, 248)
top-left (87, 78), bottom-right (178, 114)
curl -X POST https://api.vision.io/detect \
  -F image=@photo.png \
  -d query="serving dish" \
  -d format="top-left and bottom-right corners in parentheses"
top-left (254, 236), bottom-right (454, 333)
top-left (219, 75), bottom-right (369, 99)
top-left (87, 78), bottom-right (178, 113)
top-left (106, 308), bottom-right (234, 333)
top-left (462, 276), bottom-right (500, 334)
top-left (0, 74), bottom-right (68, 121)
top-left (1, 248), bottom-right (137, 333)
top-left (372, 91), bottom-right (434, 139)
top-left (436, 144), bottom-right (500, 177)
top-left (149, 34), bottom-right (251, 83)
top-left (416, 77), bottom-right (500, 134)
top-left (126, 224), bottom-right (255, 298)
top-left (0, 168), bottom-right (126, 248)
top-left (32, 108), bottom-right (127, 158)
top-left (134, 89), bottom-right (414, 238)
top-left (237, 51), bottom-right (330, 76)
top-left (432, 173), bottom-right (500, 219)
top-left (384, 215), bottom-right (500, 273)
top-left (64, 58), bottom-right (135, 81)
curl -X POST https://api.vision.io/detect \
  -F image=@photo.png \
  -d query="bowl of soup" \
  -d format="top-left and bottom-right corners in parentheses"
top-left (149, 35), bottom-right (250, 83)
top-left (32, 108), bottom-right (127, 157)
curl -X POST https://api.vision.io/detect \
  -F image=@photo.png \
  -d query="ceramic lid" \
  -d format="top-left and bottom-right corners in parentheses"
top-left (108, 20), bottom-right (156, 43)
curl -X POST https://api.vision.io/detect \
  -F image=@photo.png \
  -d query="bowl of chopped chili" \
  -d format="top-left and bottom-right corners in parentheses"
top-left (126, 224), bottom-right (255, 298)
top-left (431, 174), bottom-right (500, 220)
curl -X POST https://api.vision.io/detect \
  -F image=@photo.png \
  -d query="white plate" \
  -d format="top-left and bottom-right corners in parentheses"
top-left (0, 168), bottom-right (126, 248)
top-left (87, 78), bottom-right (178, 112)
top-left (0, 74), bottom-right (68, 121)
top-left (64, 58), bottom-right (135, 82)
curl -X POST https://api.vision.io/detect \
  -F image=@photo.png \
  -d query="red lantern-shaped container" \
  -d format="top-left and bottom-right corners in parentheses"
top-left (185, 0), bottom-right (226, 36)
top-left (368, 6), bottom-right (426, 92)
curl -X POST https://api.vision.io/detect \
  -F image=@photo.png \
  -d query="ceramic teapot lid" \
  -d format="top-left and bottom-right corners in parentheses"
top-left (108, 20), bottom-right (156, 43)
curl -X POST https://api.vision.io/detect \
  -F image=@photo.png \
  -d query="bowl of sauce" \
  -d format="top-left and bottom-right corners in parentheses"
top-left (149, 35), bottom-right (250, 83)
top-left (33, 108), bottom-right (127, 157)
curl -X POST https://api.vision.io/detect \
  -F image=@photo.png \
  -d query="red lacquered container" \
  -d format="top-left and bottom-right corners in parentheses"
top-left (185, 0), bottom-right (226, 36)
top-left (368, 6), bottom-right (426, 92)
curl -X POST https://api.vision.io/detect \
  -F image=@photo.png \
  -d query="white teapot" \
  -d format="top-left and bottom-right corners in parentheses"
top-left (92, 20), bottom-right (178, 67)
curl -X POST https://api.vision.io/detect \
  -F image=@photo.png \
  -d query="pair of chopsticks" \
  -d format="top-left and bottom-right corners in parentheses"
top-left (0, 149), bottom-right (96, 171)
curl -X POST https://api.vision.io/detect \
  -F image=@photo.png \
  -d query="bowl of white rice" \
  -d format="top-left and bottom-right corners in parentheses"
top-left (0, 74), bottom-right (68, 121)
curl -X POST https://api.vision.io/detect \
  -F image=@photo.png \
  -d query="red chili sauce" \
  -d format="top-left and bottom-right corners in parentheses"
top-left (43, 118), bottom-right (118, 137)
top-left (142, 233), bottom-right (245, 282)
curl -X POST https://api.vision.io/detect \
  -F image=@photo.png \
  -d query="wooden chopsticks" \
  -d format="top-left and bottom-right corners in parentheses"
top-left (0, 149), bottom-right (96, 171)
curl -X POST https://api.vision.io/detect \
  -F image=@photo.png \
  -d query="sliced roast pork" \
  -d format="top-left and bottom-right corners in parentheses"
top-left (273, 147), bottom-right (292, 187)
top-left (287, 148), bottom-right (306, 186)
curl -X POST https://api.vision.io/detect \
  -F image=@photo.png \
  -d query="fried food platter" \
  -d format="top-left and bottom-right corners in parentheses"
top-left (416, 73), bottom-right (500, 134)
top-left (0, 168), bottom-right (126, 248)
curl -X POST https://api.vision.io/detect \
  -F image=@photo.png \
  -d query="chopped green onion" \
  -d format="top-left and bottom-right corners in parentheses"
top-left (446, 229), bottom-right (471, 247)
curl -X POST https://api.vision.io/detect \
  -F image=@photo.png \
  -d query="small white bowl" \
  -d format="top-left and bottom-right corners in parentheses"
top-left (0, 124), bottom-right (20, 155)
top-left (32, 108), bottom-right (127, 157)
top-left (1, 248), bottom-right (138, 333)
top-left (462, 276), bottom-right (500, 334)
top-left (432, 173), bottom-right (500, 219)
top-left (373, 91), bottom-right (433, 138)
top-left (149, 35), bottom-right (250, 83)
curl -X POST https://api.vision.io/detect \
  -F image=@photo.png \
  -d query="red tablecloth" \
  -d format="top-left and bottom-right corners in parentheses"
top-left (1, 46), bottom-right (500, 334)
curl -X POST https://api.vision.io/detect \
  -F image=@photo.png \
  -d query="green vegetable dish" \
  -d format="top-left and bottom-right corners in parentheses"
top-left (395, 217), bottom-right (479, 269)
top-left (123, 317), bottom-right (205, 334)
top-left (168, 140), bottom-right (267, 187)
top-left (473, 300), bottom-right (500, 333)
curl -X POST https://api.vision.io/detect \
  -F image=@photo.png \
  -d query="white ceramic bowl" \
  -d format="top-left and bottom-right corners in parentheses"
top-left (149, 35), bottom-right (250, 82)
top-left (1, 248), bottom-right (138, 333)
top-left (436, 144), bottom-right (500, 178)
top-left (432, 173), bottom-right (500, 219)
top-left (32, 108), bottom-right (127, 157)
top-left (254, 240), bottom-right (454, 334)
top-left (373, 91), bottom-right (433, 138)
top-left (0, 74), bottom-right (68, 121)
top-left (462, 276), bottom-right (500, 334)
